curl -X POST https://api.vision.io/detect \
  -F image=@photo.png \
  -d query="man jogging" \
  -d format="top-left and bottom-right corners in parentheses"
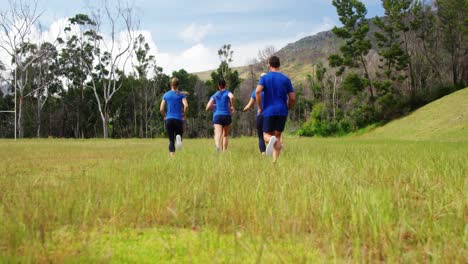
top-left (255, 56), bottom-right (295, 162)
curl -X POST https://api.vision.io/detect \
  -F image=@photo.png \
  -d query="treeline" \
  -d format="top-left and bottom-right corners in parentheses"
top-left (296, 0), bottom-right (467, 136)
top-left (0, 0), bottom-right (466, 138)
top-left (0, 1), bottom-right (234, 139)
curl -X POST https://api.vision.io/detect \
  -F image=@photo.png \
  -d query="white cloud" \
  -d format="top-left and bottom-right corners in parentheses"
top-left (295, 16), bottom-right (336, 39)
top-left (154, 43), bottom-right (219, 73)
top-left (1, 14), bottom-right (338, 78)
top-left (179, 23), bottom-right (214, 43)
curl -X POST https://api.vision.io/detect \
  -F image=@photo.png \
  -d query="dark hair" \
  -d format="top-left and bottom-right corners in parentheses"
top-left (269, 56), bottom-right (280, 68)
top-left (218, 79), bottom-right (226, 88)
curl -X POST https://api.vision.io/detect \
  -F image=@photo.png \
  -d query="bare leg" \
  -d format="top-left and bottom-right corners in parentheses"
top-left (214, 124), bottom-right (223, 152)
top-left (272, 131), bottom-right (283, 162)
top-left (222, 125), bottom-right (230, 151)
top-left (263, 132), bottom-right (273, 146)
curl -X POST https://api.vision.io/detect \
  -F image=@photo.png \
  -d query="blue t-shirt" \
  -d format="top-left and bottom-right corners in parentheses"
top-left (210, 90), bottom-right (232, 116)
top-left (258, 72), bottom-right (294, 117)
top-left (251, 90), bottom-right (264, 116)
top-left (162, 90), bottom-right (186, 120)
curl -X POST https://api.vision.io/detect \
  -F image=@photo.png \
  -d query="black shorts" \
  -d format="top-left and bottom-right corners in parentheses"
top-left (213, 115), bottom-right (232, 127)
top-left (263, 115), bottom-right (287, 132)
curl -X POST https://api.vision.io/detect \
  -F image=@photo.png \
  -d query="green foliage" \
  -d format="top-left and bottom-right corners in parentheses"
top-left (436, 0), bottom-right (467, 87)
top-left (172, 69), bottom-right (199, 118)
top-left (329, 0), bottom-right (374, 100)
top-left (342, 73), bottom-right (365, 94)
top-left (298, 103), bottom-right (351, 136)
top-left (207, 44), bottom-right (241, 93)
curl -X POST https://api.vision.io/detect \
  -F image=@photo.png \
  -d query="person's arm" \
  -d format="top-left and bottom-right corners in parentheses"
top-left (255, 85), bottom-right (264, 115)
top-left (206, 98), bottom-right (214, 111)
top-left (243, 98), bottom-right (255, 112)
top-left (286, 79), bottom-right (295, 110)
top-left (228, 92), bottom-right (235, 114)
top-left (287, 92), bottom-right (296, 110)
top-left (160, 99), bottom-right (166, 118)
top-left (182, 98), bottom-right (188, 120)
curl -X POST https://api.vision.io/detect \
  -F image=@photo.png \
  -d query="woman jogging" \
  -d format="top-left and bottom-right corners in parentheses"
top-left (160, 77), bottom-right (188, 157)
top-left (206, 79), bottom-right (234, 152)
top-left (243, 73), bottom-right (266, 155)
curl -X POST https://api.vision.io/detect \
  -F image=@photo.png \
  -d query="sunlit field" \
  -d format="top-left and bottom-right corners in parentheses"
top-left (0, 138), bottom-right (466, 262)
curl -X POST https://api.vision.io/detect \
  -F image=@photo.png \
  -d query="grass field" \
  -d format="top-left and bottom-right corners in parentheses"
top-left (0, 136), bottom-right (466, 263)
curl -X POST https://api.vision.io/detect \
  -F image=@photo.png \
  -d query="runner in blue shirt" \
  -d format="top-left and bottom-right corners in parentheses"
top-left (243, 73), bottom-right (266, 155)
top-left (206, 79), bottom-right (234, 152)
top-left (256, 56), bottom-right (295, 162)
top-left (160, 77), bottom-right (188, 157)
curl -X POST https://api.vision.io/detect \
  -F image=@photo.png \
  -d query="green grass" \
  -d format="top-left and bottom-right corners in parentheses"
top-left (0, 137), bottom-right (466, 263)
top-left (364, 88), bottom-right (468, 141)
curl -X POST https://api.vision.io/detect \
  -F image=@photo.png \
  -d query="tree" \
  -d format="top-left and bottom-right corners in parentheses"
top-left (411, 1), bottom-right (444, 85)
top-left (0, 0), bottom-right (52, 138)
top-left (86, 1), bottom-right (138, 138)
top-left (257, 45), bottom-right (277, 72)
top-left (132, 33), bottom-right (164, 138)
top-left (29, 42), bottom-right (60, 137)
top-left (58, 14), bottom-right (97, 138)
top-left (436, 0), bottom-right (467, 87)
top-left (374, 1), bottom-right (411, 83)
top-left (209, 44), bottom-right (240, 93)
top-left (329, 0), bottom-right (375, 101)
top-left (217, 44), bottom-right (234, 80)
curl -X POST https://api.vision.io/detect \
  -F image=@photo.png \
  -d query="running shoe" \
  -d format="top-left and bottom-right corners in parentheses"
top-left (175, 135), bottom-right (182, 150)
top-left (265, 136), bottom-right (277, 156)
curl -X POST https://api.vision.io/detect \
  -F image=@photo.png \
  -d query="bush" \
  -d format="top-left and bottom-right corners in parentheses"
top-left (298, 103), bottom-right (353, 137)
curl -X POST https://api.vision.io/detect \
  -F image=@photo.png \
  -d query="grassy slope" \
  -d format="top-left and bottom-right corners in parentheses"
top-left (364, 88), bottom-right (468, 141)
top-left (0, 138), bottom-right (466, 262)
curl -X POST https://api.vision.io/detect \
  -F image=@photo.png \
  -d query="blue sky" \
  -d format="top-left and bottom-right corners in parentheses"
top-left (1, 0), bottom-right (384, 73)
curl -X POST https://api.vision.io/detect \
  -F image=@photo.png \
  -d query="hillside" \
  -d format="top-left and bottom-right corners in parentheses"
top-left (364, 88), bottom-right (468, 141)
top-left (193, 30), bottom-right (344, 82)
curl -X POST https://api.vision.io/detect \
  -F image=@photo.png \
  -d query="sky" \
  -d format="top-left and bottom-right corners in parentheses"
top-left (0, 0), bottom-right (384, 74)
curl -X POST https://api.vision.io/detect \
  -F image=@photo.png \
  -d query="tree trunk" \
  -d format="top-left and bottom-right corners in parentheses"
top-left (360, 56), bottom-right (375, 101)
top-left (18, 95), bottom-right (24, 138)
top-left (37, 99), bottom-right (41, 138)
top-left (333, 75), bottom-right (337, 122)
top-left (451, 47), bottom-right (458, 87)
top-left (404, 32), bottom-right (416, 100)
top-left (144, 94), bottom-right (148, 138)
top-left (133, 89), bottom-right (137, 137)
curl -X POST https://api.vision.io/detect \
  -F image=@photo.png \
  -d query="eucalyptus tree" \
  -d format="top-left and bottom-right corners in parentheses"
top-left (0, 0), bottom-right (50, 138)
top-left (209, 44), bottom-right (240, 94)
top-left (132, 33), bottom-right (165, 137)
top-left (86, 1), bottom-right (138, 138)
top-left (58, 14), bottom-right (97, 138)
top-left (29, 42), bottom-right (60, 137)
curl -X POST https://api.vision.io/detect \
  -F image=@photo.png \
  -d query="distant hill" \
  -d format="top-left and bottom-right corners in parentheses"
top-left (193, 26), bottom-right (383, 83)
top-left (363, 88), bottom-right (468, 141)
top-left (193, 30), bottom-right (343, 82)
